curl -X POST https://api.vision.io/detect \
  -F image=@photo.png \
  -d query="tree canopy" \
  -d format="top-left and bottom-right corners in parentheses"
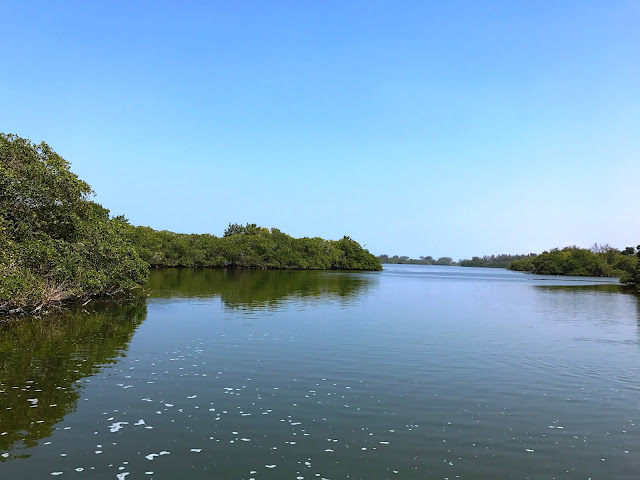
top-left (621, 245), bottom-right (640, 288)
top-left (0, 134), bottom-right (148, 312)
top-left (129, 225), bottom-right (381, 271)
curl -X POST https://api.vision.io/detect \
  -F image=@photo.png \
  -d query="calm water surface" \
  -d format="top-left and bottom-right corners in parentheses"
top-left (1, 265), bottom-right (639, 479)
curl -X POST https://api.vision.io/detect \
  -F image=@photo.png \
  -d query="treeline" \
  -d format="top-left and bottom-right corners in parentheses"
top-left (459, 253), bottom-right (537, 268)
top-left (130, 224), bottom-right (382, 271)
top-left (378, 253), bottom-right (535, 268)
top-left (0, 134), bottom-right (380, 313)
top-left (378, 255), bottom-right (456, 266)
top-left (379, 247), bottom-right (640, 288)
top-left (508, 245), bottom-right (639, 284)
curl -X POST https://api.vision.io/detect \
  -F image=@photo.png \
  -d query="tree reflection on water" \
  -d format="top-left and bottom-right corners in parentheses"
top-left (0, 299), bottom-right (146, 460)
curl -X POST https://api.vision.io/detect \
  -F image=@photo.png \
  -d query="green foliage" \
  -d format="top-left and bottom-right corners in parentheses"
top-left (223, 222), bottom-right (265, 237)
top-left (621, 246), bottom-right (637, 256)
top-left (508, 244), bottom-right (638, 280)
top-left (0, 134), bottom-right (148, 311)
top-left (433, 256), bottom-right (454, 266)
top-left (620, 245), bottom-right (640, 287)
top-left (378, 255), bottom-right (456, 266)
top-left (130, 225), bottom-right (382, 271)
top-left (459, 253), bottom-right (537, 268)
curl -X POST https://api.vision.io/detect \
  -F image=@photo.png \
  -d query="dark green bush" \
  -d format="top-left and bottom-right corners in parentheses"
top-left (508, 245), bottom-right (638, 279)
top-left (129, 225), bottom-right (381, 271)
top-left (0, 134), bottom-right (148, 311)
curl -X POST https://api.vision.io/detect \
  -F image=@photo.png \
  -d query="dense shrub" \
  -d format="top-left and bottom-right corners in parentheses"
top-left (129, 225), bottom-right (382, 271)
top-left (0, 134), bottom-right (148, 311)
top-left (508, 245), bottom-right (638, 279)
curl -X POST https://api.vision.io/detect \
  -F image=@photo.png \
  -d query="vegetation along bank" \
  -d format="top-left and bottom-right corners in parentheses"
top-left (508, 244), bottom-right (639, 286)
top-left (0, 134), bottom-right (381, 314)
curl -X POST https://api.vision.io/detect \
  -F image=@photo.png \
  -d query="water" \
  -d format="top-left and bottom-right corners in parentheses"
top-left (1, 265), bottom-right (639, 479)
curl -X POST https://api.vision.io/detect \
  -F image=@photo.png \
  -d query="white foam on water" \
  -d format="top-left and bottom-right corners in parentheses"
top-left (109, 422), bottom-right (128, 433)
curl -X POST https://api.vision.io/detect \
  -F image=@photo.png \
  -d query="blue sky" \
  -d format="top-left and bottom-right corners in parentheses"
top-left (2, 1), bottom-right (639, 259)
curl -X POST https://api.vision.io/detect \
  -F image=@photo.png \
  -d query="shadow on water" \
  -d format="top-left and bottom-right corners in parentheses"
top-left (637, 295), bottom-right (640, 343)
top-left (0, 298), bottom-right (147, 460)
top-left (145, 268), bottom-right (378, 310)
top-left (534, 283), bottom-right (628, 294)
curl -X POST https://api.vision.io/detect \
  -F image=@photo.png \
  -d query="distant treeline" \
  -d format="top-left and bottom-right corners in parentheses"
top-left (379, 247), bottom-right (640, 288)
top-left (508, 244), bottom-right (639, 285)
top-left (0, 134), bottom-right (380, 314)
top-left (378, 253), bottom-right (534, 268)
top-left (378, 255), bottom-right (456, 266)
top-left (459, 253), bottom-right (537, 268)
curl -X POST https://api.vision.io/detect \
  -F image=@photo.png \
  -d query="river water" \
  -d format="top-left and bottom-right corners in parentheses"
top-left (1, 265), bottom-right (639, 479)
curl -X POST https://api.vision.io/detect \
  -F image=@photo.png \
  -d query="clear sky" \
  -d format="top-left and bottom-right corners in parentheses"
top-left (2, 1), bottom-right (639, 259)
